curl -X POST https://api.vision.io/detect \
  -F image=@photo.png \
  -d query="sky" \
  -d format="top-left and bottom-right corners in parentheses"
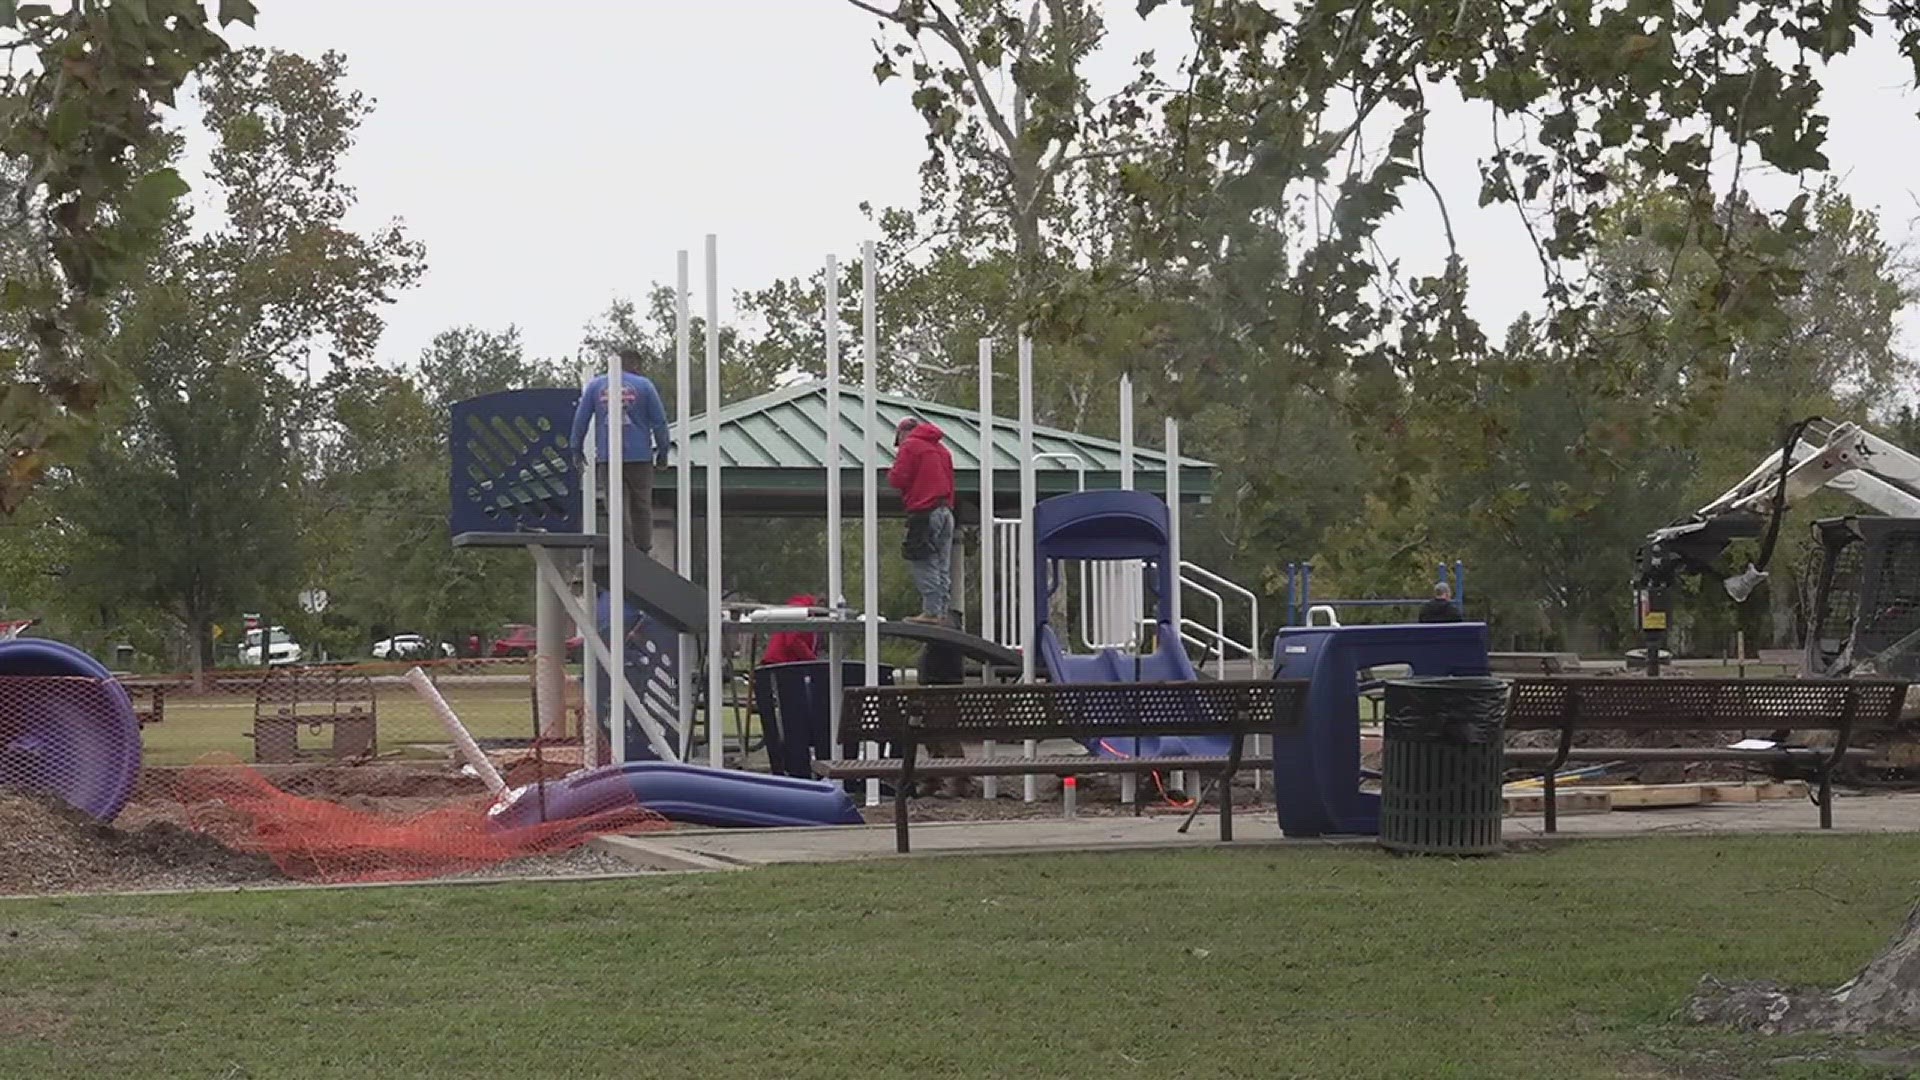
top-left (184, 0), bottom-right (1920, 379)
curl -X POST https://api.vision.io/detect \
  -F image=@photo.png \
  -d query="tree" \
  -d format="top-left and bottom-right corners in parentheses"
top-left (0, 1), bottom-right (255, 511)
top-left (56, 47), bottom-right (423, 678)
top-left (60, 284), bottom-right (301, 674)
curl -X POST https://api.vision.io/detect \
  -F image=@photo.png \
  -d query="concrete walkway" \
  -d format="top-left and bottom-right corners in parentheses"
top-left (594, 791), bottom-right (1920, 869)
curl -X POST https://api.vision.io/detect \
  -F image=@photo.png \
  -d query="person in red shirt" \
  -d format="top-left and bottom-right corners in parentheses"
top-left (760, 594), bottom-right (821, 665)
top-left (887, 417), bottom-right (956, 625)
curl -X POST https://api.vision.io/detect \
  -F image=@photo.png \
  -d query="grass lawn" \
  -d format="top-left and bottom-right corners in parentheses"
top-left (138, 681), bottom-right (766, 765)
top-left (5, 835), bottom-right (1920, 1078)
top-left (138, 684), bottom-right (543, 765)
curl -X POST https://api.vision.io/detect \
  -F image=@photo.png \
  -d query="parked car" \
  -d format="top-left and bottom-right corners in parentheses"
top-left (372, 633), bottom-right (454, 660)
top-left (239, 626), bottom-right (303, 666)
top-left (490, 623), bottom-right (585, 659)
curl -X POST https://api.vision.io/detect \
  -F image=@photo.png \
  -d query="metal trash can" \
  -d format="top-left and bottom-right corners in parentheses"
top-left (1379, 676), bottom-right (1509, 855)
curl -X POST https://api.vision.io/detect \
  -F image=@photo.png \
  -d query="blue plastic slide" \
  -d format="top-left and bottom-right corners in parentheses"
top-left (487, 760), bottom-right (864, 831)
top-left (1029, 490), bottom-right (1229, 759)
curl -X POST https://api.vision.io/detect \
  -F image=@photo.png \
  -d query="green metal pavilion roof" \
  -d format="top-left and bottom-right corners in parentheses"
top-left (660, 380), bottom-right (1213, 518)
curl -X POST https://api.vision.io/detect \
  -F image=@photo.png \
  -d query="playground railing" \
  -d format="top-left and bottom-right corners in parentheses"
top-left (1181, 561), bottom-right (1259, 665)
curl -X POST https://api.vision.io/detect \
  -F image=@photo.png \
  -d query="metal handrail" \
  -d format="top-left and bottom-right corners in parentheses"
top-left (1180, 560), bottom-right (1260, 663)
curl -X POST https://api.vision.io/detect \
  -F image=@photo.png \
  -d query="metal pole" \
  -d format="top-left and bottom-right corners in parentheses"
top-left (705, 234), bottom-right (724, 770)
top-left (1019, 333), bottom-right (1037, 803)
top-left (978, 337), bottom-right (997, 800)
top-left (826, 256), bottom-right (845, 753)
top-left (675, 250), bottom-right (694, 759)
top-left (862, 241), bottom-right (881, 807)
top-left (1118, 374), bottom-right (1137, 808)
top-left (1165, 416), bottom-right (1183, 793)
top-left (579, 359), bottom-right (599, 768)
top-left (607, 294), bottom-right (627, 766)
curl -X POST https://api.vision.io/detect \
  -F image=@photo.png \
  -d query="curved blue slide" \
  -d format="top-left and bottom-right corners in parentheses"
top-left (487, 760), bottom-right (864, 831)
top-left (1030, 490), bottom-right (1231, 761)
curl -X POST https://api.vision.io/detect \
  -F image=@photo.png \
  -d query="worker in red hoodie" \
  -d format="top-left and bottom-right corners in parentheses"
top-left (887, 417), bottom-right (956, 625)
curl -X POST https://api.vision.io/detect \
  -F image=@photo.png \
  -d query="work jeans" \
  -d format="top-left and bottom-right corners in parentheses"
top-left (595, 461), bottom-right (655, 553)
top-left (905, 505), bottom-right (955, 619)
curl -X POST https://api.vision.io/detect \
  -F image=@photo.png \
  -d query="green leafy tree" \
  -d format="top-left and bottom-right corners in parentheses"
top-left (56, 47), bottom-right (423, 677)
top-left (0, 0), bottom-right (255, 510)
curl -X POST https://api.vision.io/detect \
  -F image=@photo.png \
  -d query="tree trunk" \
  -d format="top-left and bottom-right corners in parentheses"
top-left (1691, 899), bottom-right (1920, 1034)
top-left (188, 616), bottom-right (210, 694)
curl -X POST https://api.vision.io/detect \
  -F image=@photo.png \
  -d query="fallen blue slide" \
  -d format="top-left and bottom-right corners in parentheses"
top-left (487, 760), bottom-right (865, 831)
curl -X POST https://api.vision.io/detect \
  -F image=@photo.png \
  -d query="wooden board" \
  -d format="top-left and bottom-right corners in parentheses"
top-left (1552, 780), bottom-right (1809, 810)
top-left (1562, 783), bottom-right (1704, 808)
top-left (1502, 789), bottom-right (1612, 817)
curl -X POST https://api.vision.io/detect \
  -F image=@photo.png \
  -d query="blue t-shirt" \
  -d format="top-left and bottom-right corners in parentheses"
top-left (571, 372), bottom-right (672, 464)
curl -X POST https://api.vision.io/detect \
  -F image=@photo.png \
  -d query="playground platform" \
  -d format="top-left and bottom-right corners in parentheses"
top-left (592, 790), bottom-right (1920, 869)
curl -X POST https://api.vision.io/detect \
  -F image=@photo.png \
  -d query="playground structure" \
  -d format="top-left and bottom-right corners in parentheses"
top-left (446, 234), bottom-right (1282, 827)
top-left (1284, 561), bottom-right (1467, 627)
top-left (0, 229), bottom-right (1506, 850)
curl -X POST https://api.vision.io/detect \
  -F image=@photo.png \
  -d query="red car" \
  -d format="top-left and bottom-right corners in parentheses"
top-left (490, 624), bottom-right (584, 659)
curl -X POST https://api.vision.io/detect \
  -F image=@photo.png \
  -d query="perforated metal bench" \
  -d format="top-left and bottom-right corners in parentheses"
top-left (818, 680), bottom-right (1309, 853)
top-left (1504, 677), bottom-right (1910, 831)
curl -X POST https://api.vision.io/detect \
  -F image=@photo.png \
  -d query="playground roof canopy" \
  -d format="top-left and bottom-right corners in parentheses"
top-left (664, 380), bottom-right (1214, 517)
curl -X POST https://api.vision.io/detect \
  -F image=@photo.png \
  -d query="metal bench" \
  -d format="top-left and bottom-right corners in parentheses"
top-left (817, 679), bottom-right (1309, 853)
top-left (1504, 677), bottom-right (1910, 831)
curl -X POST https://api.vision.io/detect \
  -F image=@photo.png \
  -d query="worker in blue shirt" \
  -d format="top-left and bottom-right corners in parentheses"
top-left (571, 347), bottom-right (672, 551)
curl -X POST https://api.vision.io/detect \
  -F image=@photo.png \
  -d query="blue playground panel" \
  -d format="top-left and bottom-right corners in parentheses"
top-left (448, 388), bottom-right (583, 537)
top-left (1269, 622), bottom-right (1491, 837)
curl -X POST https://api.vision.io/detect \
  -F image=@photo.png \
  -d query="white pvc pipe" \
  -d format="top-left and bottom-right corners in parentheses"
top-left (675, 249), bottom-right (694, 760)
top-left (579, 359), bottom-right (600, 769)
top-left (977, 337), bottom-right (997, 800)
top-left (826, 255), bottom-right (845, 751)
top-left (1018, 333), bottom-right (1037, 803)
top-left (407, 667), bottom-right (506, 796)
top-left (705, 234), bottom-right (724, 770)
top-left (608, 283), bottom-right (627, 766)
top-left (862, 241), bottom-right (881, 807)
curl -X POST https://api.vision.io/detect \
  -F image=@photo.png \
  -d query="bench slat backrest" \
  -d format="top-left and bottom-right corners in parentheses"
top-left (1504, 677), bottom-right (1909, 732)
top-left (842, 679), bottom-right (1308, 745)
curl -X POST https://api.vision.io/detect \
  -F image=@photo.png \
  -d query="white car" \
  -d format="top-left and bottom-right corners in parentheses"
top-left (372, 633), bottom-right (454, 660)
top-left (240, 626), bottom-right (303, 666)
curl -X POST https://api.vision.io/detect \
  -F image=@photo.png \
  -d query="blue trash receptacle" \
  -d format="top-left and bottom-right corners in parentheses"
top-left (754, 661), bottom-right (896, 778)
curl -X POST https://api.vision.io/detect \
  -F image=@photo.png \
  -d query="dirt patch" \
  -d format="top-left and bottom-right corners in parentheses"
top-left (0, 789), bottom-right (280, 896)
top-left (136, 761), bottom-right (488, 802)
top-left (0, 996), bottom-right (72, 1040)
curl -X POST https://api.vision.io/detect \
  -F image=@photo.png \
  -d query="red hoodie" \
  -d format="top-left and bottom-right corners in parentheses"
top-left (760, 594), bottom-right (821, 665)
top-left (887, 422), bottom-right (955, 512)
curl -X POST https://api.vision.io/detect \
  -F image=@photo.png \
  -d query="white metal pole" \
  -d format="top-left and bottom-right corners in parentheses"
top-left (579, 360), bottom-right (599, 769)
top-left (860, 239), bottom-right (879, 803)
top-left (861, 241), bottom-right (881, 807)
top-left (535, 560), bottom-right (565, 738)
top-left (1166, 417), bottom-right (1181, 630)
top-left (1165, 416), bottom-right (1184, 794)
top-left (826, 255), bottom-right (845, 752)
top-left (705, 234), bottom-right (725, 770)
top-left (1118, 374), bottom-right (1136, 808)
top-left (675, 250), bottom-right (695, 760)
top-left (977, 338), bottom-right (998, 799)
top-left (1019, 333), bottom-right (1038, 803)
top-left (607, 304), bottom-right (627, 766)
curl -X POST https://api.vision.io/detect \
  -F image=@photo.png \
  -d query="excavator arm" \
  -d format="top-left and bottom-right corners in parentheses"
top-left (1633, 418), bottom-right (1920, 671)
